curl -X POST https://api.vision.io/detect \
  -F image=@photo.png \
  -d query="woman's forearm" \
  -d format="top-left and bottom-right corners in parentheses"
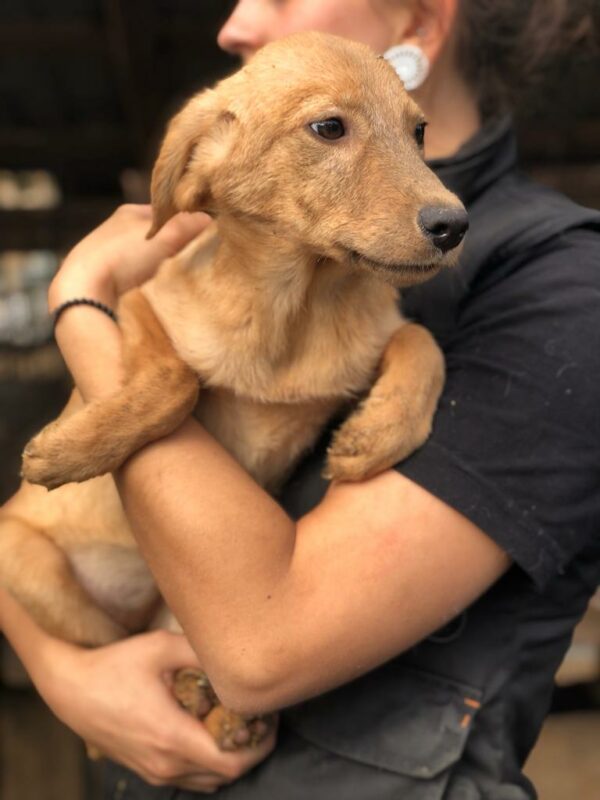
top-left (46, 291), bottom-right (293, 699)
top-left (116, 418), bottom-right (298, 702)
top-left (45, 206), bottom-right (295, 705)
top-left (47, 256), bottom-right (123, 401)
top-left (50, 313), bottom-right (300, 708)
top-left (0, 585), bottom-right (58, 690)
top-left (47, 297), bottom-right (298, 678)
top-left (53, 307), bottom-right (123, 401)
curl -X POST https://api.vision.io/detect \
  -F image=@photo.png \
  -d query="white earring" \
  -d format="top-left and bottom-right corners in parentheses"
top-left (383, 44), bottom-right (430, 91)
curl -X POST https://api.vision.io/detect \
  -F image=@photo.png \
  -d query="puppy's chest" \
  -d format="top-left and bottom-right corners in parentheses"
top-left (192, 387), bottom-right (338, 491)
top-left (183, 307), bottom-right (402, 489)
top-left (153, 292), bottom-right (402, 403)
top-left (145, 247), bottom-right (402, 402)
top-left (146, 270), bottom-right (402, 487)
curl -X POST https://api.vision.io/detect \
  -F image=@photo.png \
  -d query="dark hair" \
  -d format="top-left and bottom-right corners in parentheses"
top-left (454, 0), bottom-right (598, 118)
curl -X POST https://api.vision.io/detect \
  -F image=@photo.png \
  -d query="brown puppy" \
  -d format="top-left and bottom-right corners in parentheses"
top-left (1, 33), bottom-right (466, 749)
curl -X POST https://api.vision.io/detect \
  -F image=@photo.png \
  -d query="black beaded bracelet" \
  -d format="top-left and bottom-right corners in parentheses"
top-left (53, 298), bottom-right (119, 330)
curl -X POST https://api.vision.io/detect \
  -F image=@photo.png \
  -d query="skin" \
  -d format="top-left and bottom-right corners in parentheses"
top-left (0, 0), bottom-right (508, 793)
top-left (217, 0), bottom-right (482, 158)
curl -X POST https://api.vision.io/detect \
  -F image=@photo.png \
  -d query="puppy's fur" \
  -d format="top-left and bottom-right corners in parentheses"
top-left (1, 33), bottom-right (465, 741)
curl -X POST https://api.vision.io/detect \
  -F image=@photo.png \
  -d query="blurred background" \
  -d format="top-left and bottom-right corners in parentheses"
top-left (0, 1), bottom-right (599, 798)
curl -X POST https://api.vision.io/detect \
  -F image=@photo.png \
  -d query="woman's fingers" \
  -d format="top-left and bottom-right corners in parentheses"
top-left (51, 204), bottom-right (211, 304)
top-left (147, 629), bottom-right (202, 671)
top-left (124, 632), bottom-right (278, 778)
top-left (151, 211), bottom-right (211, 257)
top-left (109, 207), bottom-right (210, 293)
top-left (173, 714), bottom-right (278, 781)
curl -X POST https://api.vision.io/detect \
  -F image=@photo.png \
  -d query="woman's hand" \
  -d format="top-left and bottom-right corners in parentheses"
top-left (1, 588), bottom-right (275, 792)
top-left (46, 205), bottom-right (209, 401)
top-left (49, 204), bottom-right (209, 310)
top-left (34, 629), bottom-right (277, 794)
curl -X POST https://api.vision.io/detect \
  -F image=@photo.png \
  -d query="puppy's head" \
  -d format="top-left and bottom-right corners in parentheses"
top-left (149, 32), bottom-right (467, 286)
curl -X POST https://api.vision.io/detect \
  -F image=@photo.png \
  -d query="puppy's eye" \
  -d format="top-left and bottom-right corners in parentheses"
top-left (415, 122), bottom-right (427, 147)
top-left (309, 118), bottom-right (345, 140)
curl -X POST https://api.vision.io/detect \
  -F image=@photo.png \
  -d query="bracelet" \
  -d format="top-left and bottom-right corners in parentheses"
top-left (52, 298), bottom-right (119, 330)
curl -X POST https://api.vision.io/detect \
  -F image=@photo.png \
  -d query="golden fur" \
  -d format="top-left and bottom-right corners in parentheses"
top-left (0, 33), bottom-right (465, 745)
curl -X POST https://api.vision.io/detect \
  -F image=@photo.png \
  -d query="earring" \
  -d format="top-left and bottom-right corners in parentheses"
top-left (383, 44), bottom-right (430, 91)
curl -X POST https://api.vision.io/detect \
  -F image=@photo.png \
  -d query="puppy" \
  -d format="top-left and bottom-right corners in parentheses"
top-left (1, 33), bottom-right (467, 749)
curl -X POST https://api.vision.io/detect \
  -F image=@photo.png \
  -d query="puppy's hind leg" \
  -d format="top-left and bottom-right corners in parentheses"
top-left (0, 515), bottom-right (125, 646)
top-left (22, 289), bottom-right (199, 490)
top-left (325, 323), bottom-right (445, 481)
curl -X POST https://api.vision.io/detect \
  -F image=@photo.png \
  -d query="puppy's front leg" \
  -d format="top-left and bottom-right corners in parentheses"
top-left (22, 290), bottom-right (199, 489)
top-left (325, 323), bottom-right (444, 482)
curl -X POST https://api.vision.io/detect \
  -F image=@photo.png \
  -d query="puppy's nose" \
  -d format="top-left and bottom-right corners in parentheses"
top-left (418, 206), bottom-right (469, 253)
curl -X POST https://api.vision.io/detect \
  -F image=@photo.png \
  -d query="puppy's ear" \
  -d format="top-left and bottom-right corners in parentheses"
top-left (147, 90), bottom-right (235, 238)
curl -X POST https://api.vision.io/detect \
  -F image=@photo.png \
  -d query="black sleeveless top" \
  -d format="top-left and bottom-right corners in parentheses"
top-left (105, 119), bottom-right (600, 800)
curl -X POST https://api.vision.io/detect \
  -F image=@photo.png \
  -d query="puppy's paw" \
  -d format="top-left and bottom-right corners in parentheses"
top-left (173, 668), bottom-right (218, 719)
top-left (203, 705), bottom-right (275, 751)
top-left (21, 408), bottom-right (128, 489)
top-left (324, 399), bottom-right (429, 483)
top-left (324, 420), bottom-right (389, 482)
top-left (21, 423), bottom-right (83, 490)
top-left (172, 668), bottom-right (275, 750)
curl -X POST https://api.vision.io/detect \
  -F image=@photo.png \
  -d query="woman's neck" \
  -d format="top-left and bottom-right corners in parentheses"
top-left (414, 54), bottom-right (482, 161)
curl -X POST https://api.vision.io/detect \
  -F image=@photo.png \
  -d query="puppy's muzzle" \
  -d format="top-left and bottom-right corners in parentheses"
top-left (419, 206), bottom-right (469, 253)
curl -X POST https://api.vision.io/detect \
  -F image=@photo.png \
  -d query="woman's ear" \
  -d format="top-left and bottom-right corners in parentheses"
top-left (147, 90), bottom-right (236, 238)
top-left (396, 0), bottom-right (459, 68)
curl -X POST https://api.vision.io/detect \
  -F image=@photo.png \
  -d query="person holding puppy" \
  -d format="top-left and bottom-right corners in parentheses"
top-left (1, 0), bottom-right (599, 797)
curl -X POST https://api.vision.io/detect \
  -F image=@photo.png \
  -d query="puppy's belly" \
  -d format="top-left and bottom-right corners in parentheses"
top-left (67, 543), bottom-right (160, 632)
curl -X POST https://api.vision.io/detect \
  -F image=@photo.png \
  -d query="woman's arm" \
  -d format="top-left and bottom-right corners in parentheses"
top-left (50, 206), bottom-right (511, 717)
top-left (0, 207), bottom-right (277, 791)
top-left (117, 432), bottom-right (510, 714)
top-left (48, 205), bottom-right (210, 399)
top-left (0, 577), bottom-right (275, 792)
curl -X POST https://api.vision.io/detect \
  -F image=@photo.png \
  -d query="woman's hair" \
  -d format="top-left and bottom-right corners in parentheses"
top-left (454, 0), bottom-right (598, 118)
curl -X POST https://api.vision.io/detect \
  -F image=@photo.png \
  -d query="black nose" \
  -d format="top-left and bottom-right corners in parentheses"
top-left (418, 206), bottom-right (469, 253)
